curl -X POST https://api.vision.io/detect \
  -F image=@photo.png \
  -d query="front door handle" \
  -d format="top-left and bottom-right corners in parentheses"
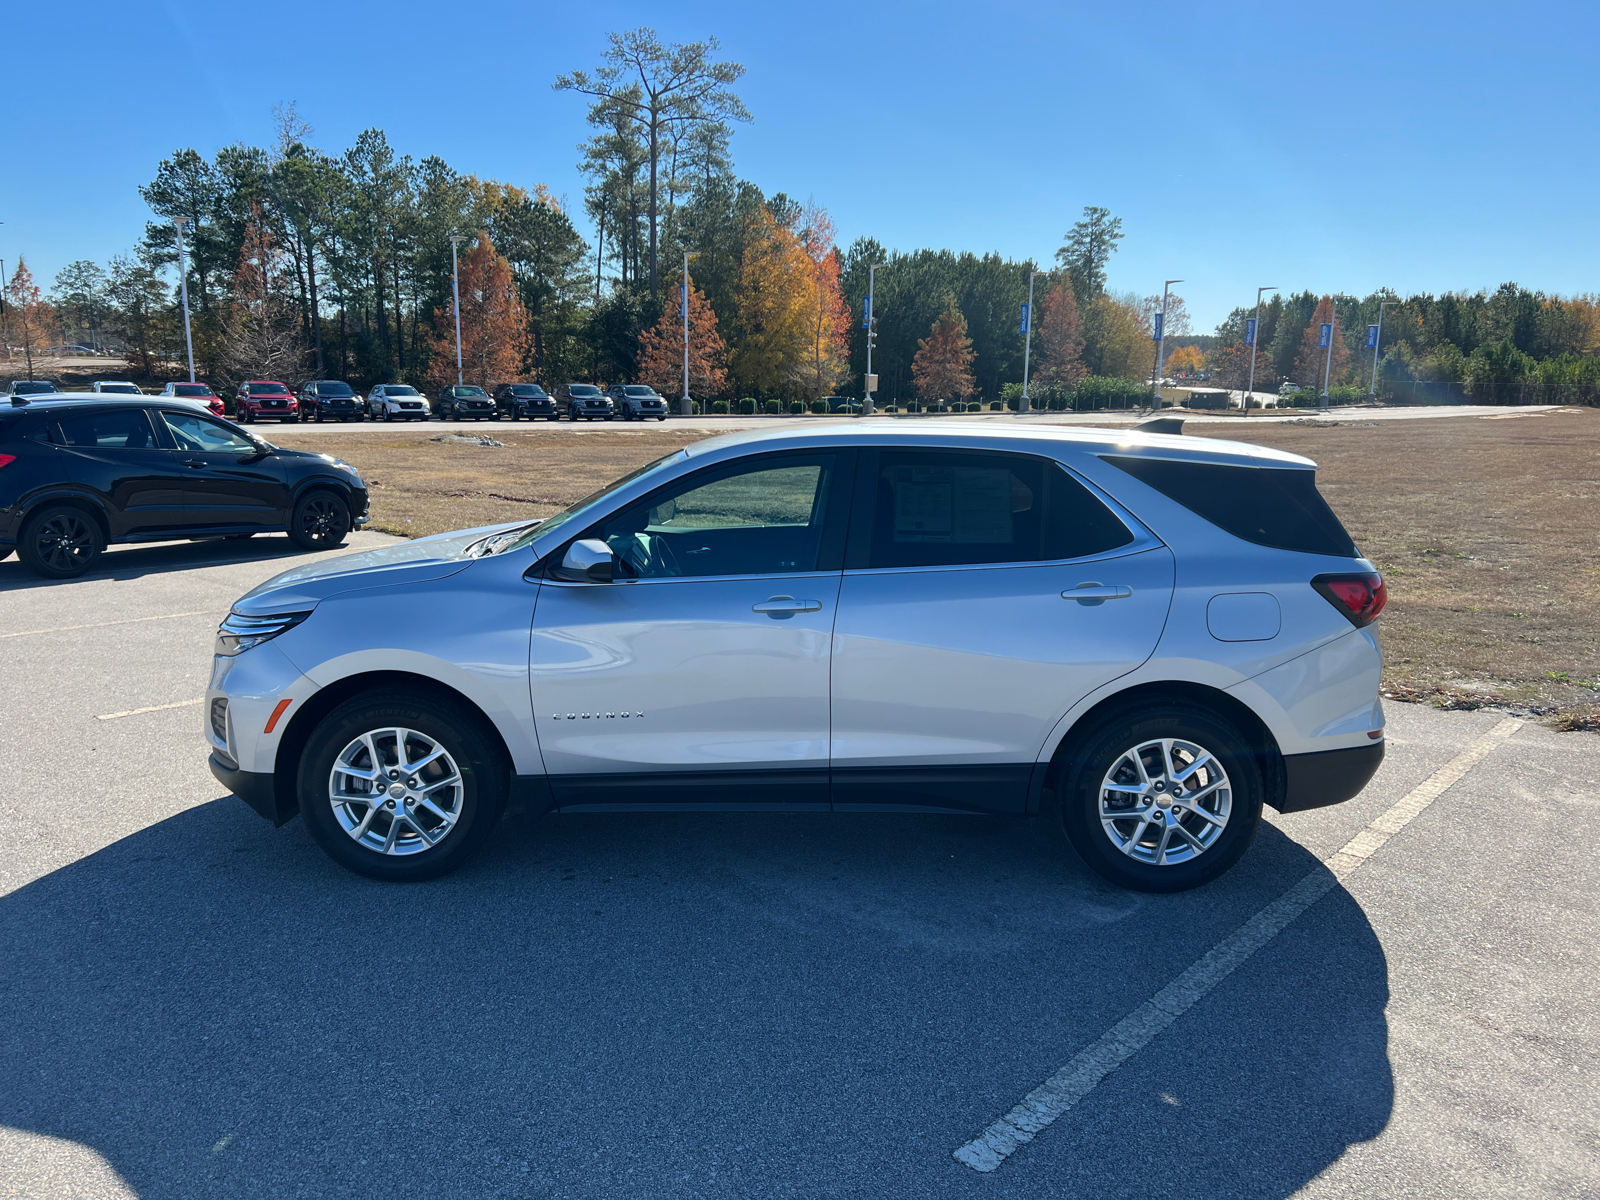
top-left (1061, 582), bottom-right (1133, 606)
top-left (752, 595), bottom-right (823, 619)
top-left (181, 458), bottom-right (209, 469)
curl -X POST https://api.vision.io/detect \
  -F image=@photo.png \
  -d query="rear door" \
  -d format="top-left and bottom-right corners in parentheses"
top-left (830, 447), bottom-right (1175, 813)
top-left (157, 408), bottom-right (289, 529)
top-left (53, 406), bottom-right (193, 536)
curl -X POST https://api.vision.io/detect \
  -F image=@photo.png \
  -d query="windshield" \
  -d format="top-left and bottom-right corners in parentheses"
top-left (173, 384), bottom-right (214, 396)
top-left (465, 450), bottom-right (688, 558)
top-left (511, 386), bottom-right (547, 397)
top-left (14, 382), bottom-right (57, 395)
top-left (98, 384), bottom-right (141, 394)
top-left (456, 387), bottom-right (488, 397)
top-left (386, 385), bottom-right (419, 397)
top-left (318, 382), bottom-right (354, 396)
top-left (623, 386), bottom-right (656, 396)
top-left (568, 385), bottom-right (602, 397)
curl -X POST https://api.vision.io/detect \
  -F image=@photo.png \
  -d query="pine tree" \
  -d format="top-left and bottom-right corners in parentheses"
top-left (1032, 278), bottom-right (1085, 389)
top-left (911, 299), bottom-right (976, 400)
top-left (635, 280), bottom-right (727, 399)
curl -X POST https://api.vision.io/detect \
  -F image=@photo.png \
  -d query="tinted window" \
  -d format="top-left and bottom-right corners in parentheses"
top-left (624, 386), bottom-right (655, 396)
top-left (13, 382), bottom-right (57, 395)
top-left (57, 409), bottom-right (158, 449)
top-left (385, 385), bottom-right (418, 397)
top-left (568, 385), bottom-right (602, 397)
top-left (592, 453), bottom-right (840, 579)
top-left (172, 384), bottom-right (214, 397)
top-left (316, 382), bottom-right (353, 396)
top-left (96, 383), bottom-right (141, 394)
top-left (1103, 456), bottom-right (1357, 557)
top-left (863, 450), bottom-right (1133, 569)
top-left (510, 385), bottom-right (547, 397)
top-left (455, 386), bottom-right (488, 397)
top-left (162, 410), bottom-right (256, 454)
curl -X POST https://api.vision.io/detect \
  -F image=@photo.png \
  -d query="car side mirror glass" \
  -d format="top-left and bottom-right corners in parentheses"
top-left (558, 538), bottom-right (615, 583)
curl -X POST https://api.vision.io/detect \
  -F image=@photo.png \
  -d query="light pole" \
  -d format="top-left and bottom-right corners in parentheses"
top-left (173, 216), bottom-right (197, 383)
top-left (1152, 279), bottom-right (1182, 409)
top-left (1020, 269), bottom-right (1043, 415)
top-left (449, 236), bottom-right (466, 386)
top-left (862, 263), bottom-right (885, 416)
top-left (1320, 295), bottom-right (1342, 410)
top-left (681, 250), bottom-right (700, 416)
top-left (1244, 285), bottom-right (1277, 417)
top-left (1368, 298), bottom-right (1395, 400)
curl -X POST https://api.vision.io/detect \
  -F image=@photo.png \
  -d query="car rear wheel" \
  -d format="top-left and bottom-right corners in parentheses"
top-left (288, 491), bottom-right (350, 552)
top-left (19, 505), bottom-right (104, 578)
top-left (297, 691), bottom-right (508, 881)
top-left (1055, 704), bottom-right (1263, 893)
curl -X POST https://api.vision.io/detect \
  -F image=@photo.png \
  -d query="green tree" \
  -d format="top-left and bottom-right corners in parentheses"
top-left (1054, 206), bottom-right (1123, 304)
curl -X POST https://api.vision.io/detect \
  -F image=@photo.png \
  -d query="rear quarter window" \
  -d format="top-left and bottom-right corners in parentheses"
top-left (1102, 456), bottom-right (1358, 557)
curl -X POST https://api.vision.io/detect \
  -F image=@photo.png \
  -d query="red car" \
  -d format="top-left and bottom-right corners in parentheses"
top-left (237, 380), bottom-right (300, 423)
top-left (159, 381), bottom-right (227, 418)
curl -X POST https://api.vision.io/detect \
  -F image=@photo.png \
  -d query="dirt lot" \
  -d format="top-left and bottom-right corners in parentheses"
top-left (274, 407), bottom-right (1600, 730)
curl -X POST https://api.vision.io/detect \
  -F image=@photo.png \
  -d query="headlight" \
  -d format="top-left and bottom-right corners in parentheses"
top-left (215, 609), bottom-right (312, 656)
top-left (318, 453), bottom-right (362, 479)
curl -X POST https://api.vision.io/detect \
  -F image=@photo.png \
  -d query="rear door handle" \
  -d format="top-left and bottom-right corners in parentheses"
top-left (181, 458), bottom-right (209, 469)
top-left (752, 595), bottom-right (823, 619)
top-left (1061, 583), bottom-right (1132, 606)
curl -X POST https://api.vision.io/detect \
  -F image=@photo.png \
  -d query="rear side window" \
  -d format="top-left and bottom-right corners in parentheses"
top-left (56, 409), bottom-right (159, 449)
top-left (1103, 456), bottom-right (1357, 557)
top-left (859, 450), bottom-right (1133, 570)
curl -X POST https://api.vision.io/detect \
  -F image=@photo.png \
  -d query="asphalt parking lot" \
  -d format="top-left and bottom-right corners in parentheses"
top-left (1, 532), bottom-right (1595, 1198)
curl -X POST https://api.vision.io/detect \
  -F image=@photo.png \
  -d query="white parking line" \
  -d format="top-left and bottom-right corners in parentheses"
top-left (1, 611), bottom-right (217, 640)
top-left (96, 698), bottom-right (204, 721)
top-left (952, 717), bottom-right (1525, 1174)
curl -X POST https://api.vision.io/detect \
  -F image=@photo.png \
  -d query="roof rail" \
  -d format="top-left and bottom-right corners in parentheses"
top-left (1134, 416), bottom-right (1184, 435)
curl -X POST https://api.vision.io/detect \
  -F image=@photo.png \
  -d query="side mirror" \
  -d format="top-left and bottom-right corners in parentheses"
top-left (557, 538), bottom-right (616, 583)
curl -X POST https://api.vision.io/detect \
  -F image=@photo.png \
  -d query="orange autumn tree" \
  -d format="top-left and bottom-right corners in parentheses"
top-left (635, 279), bottom-right (728, 401)
top-left (796, 202), bottom-right (851, 403)
top-left (1294, 295), bottom-right (1351, 389)
top-left (731, 207), bottom-right (812, 397)
top-left (427, 232), bottom-right (530, 392)
top-left (1165, 345), bottom-right (1204, 374)
top-left (4, 257), bottom-right (54, 379)
top-left (1032, 277), bottom-right (1085, 389)
top-left (912, 299), bottom-right (977, 401)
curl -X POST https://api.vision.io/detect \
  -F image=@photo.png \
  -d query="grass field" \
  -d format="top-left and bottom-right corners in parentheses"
top-left (274, 407), bottom-right (1600, 730)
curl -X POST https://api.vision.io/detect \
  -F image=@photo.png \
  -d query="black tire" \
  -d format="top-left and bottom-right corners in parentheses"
top-left (288, 490), bottom-right (350, 552)
top-left (19, 505), bottom-right (104, 578)
top-left (313, 408), bottom-right (323, 423)
top-left (297, 690), bottom-right (508, 882)
top-left (0, 548), bottom-right (13, 562)
top-left (1055, 703), bottom-right (1264, 893)
top-left (656, 415), bottom-right (667, 422)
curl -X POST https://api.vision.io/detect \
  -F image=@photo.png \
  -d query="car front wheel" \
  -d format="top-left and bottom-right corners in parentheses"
top-left (19, 505), bottom-right (104, 578)
top-left (1056, 704), bottom-right (1263, 893)
top-left (288, 490), bottom-right (350, 551)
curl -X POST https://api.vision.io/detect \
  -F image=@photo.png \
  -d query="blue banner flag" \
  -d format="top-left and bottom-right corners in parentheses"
top-left (680, 282), bottom-right (687, 321)
top-left (1245, 317), bottom-right (1257, 346)
top-left (1319, 322), bottom-right (1332, 349)
top-left (1020, 303), bottom-right (1030, 336)
top-left (1152, 312), bottom-right (1164, 341)
top-left (1366, 324), bottom-right (1380, 348)
top-left (863, 295), bottom-right (873, 329)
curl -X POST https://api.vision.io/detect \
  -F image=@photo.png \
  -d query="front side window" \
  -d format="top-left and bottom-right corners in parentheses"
top-left (162, 410), bottom-right (257, 454)
top-left (862, 450), bottom-right (1133, 569)
top-left (56, 408), bottom-right (159, 449)
top-left (591, 453), bottom-right (840, 579)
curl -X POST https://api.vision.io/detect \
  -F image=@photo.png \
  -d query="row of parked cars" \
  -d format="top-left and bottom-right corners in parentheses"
top-left (4, 378), bottom-right (675, 424)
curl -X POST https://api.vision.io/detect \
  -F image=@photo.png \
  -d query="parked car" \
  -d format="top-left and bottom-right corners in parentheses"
top-left (160, 381), bottom-right (226, 417)
top-left (367, 384), bottom-right (431, 422)
top-left (436, 385), bottom-right (497, 421)
top-left (91, 381), bottom-right (143, 395)
top-left (1279, 383), bottom-right (1303, 396)
top-left (0, 394), bottom-right (369, 578)
top-left (495, 383), bottom-right (558, 421)
top-left (825, 396), bottom-right (861, 413)
top-left (607, 384), bottom-right (671, 421)
top-left (204, 420), bottom-right (1386, 891)
top-left (556, 383), bottom-right (614, 421)
top-left (299, 380), bottom-right (365, 423)
top-left (5, 380), bottom-right (58, 400)
top-left (237, 381), bottom-right (300, 424)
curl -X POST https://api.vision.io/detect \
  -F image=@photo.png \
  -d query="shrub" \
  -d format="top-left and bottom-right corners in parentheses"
top-left (966, 402), bottom-right (982, 412)
top-left (710, 399), bottom-right (729, 414)
top-left (905, 400), bottom-right (921, 413)
top-left (809, 399), bottom-right (827, 413)
top-left (738, 398), bottom-right (756, 415)
top-left (883, 404), bottom-right (898, 413)
top-left (690, 400), bottom-right (702, 415)
top-left (1070, 375), bottom-right (1151, 410)
top-left (764, 399), bottom-right (781, 415)
top-left (786, 400), bottom-right (802, 414)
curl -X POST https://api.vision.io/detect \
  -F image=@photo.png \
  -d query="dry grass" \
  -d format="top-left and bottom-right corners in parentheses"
top-left (276, 407), bottom-right (1600, 731)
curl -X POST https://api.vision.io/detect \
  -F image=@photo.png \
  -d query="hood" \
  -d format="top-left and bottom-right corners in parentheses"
top-left (231, 522), bottom-right (525, 614)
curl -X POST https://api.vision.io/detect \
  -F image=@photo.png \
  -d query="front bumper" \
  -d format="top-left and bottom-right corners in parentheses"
top-left (1279, 741), bottom-right (1385, 813)
top-left (210, 752), bottom-right (296, 825)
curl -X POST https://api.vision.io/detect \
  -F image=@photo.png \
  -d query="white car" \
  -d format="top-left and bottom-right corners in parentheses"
top-left (206, 421), bottom-right (1386, 892)
top-left (91, 381), bottom-right (143, 395)
top-left (367, 384), bottom-right (430, 421)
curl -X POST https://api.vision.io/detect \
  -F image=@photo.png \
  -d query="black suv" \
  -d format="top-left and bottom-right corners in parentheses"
top-left (556, 384), bottom-right (614, 421)
top-left (0, 397), bottom-right (369, 578)
top-left (495, 383), bottom-right (557, 421)
top-left (299, 380), bottom-right (365, 422)
top-left (606, 384), bottom-right (671, 421)
top-left (437, 385), bottom-right (497, 420)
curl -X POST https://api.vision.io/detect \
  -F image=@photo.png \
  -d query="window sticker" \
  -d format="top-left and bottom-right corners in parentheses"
top-left (892, 466), bottom-right (1014, 544)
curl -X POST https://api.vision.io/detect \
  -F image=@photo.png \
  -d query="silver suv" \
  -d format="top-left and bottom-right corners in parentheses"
top-left (607, 384), bottom-right (671, 421)
top-left (206, 423), bottom-right (1385, 891)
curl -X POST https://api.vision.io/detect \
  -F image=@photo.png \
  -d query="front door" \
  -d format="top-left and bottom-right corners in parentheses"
top-left (156, 408), bottom-right (290, 530)
top-left (530, 449), bottom-right (854, 809)
top-left (830, 447), bottom-right (1175, 813)
top-left (52, 406), bottom-right (194, 537)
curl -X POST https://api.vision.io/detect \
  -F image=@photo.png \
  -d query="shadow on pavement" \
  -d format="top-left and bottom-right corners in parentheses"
top-left (0, 801), bottom-right (1391, 1198)
top-left (0, 535), bottom-right (322, 592)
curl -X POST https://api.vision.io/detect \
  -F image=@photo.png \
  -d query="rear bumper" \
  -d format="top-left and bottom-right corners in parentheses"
top-left (1278, 741), bottom-right (1385, 813)
top-left (209, 752), bottom-right (297, 826)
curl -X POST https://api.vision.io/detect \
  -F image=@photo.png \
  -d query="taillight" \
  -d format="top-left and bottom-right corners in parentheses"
top-left (0, 454), bottom-right (15, 469)
top-left (1312, 572), bottom-right (1387, 627)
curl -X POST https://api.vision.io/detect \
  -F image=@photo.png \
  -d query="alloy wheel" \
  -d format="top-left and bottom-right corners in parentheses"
top-left (1098, 737), bottom-right (1232, 866)
top-left (32, 512), bottom-right (97, 573)
top-left (297, 495), bottom-right (344, 545)
top-left (328, 727), bottom-right (464, 855)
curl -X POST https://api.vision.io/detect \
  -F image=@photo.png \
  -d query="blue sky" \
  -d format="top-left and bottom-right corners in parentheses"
top-left (4, 1), bottom-right (1594, 328)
